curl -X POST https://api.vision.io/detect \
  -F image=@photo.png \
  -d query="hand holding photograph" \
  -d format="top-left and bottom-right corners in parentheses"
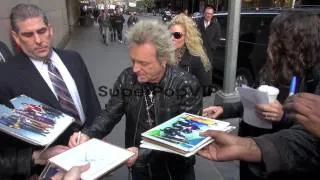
top-left (48, 138), bottom-right (135, 180)
top-left (0, 95), bottom-right (74, 147)
top-left (141, 112), bottom-right (235, 157)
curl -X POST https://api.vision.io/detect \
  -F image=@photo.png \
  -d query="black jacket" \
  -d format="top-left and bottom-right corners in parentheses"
top-left (0, 49), bottom-right (101, 179)
top-left (197, 17), bottom-right (222, 62)
top-left (0, 41), bottom-right (12, 63)
top-left (0, 49), bottom-right (101, 128)
top-left (252, 123), bottom-right (320, 180)
top-left (113, 14), bottom-right (125, 29)
top-left (83, 66), bottom-right (202, 176)
top-left (109, 15), bottom-right (116, 29)
top-left (179, 49), bottom-right (212, 96)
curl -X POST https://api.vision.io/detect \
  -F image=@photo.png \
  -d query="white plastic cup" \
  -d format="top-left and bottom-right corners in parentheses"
top-left (257, 85), bottom-right (279, 102)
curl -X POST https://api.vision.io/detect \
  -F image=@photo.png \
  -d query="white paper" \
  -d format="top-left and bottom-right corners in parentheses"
top-left (140, 125), bottom-right (236, 157)
top-left (140, 139), bottom-right (213, 157)
top-left (49, 138), bottom-right (134, 180)
top-left (141, 112), bottom-right (231, 153)
top-left (238, 87), bottom-right (272, 129)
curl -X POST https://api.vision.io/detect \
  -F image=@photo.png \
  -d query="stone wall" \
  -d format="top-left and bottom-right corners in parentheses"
top-left (0, 0), bottom-right (79, 53)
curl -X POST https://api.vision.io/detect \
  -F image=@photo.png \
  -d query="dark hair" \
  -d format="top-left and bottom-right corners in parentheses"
top-left (10, 4), bottom-right (48, 32)
top-left (204, 5), bottom-right (215, 12)
top-left (262, 10), bottom-right (320, 84)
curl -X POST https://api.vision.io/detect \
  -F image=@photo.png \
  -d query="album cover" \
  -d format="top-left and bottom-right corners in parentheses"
top-left (0, 95), bottom-right (74, 146)
top-left (141, 112), bottom-right (233, 156)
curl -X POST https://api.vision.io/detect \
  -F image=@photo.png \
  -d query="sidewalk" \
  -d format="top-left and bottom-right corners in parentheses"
top-left (65, 17), bottom-right (240, 180)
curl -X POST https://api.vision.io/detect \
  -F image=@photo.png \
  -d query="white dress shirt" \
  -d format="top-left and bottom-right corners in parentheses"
top-left (30, 51), bottom-right (85, 122)
top-left (204, 20), bottom-right (211, 29)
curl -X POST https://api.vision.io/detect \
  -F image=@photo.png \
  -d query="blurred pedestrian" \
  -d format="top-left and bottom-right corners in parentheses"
top-left (101, 11), bottom-right (111, 46)
top-left (113, 11), bottom-right (125, 43)
top-left (109, 11), bottom-right (117, 43)
top-left (127, 12), bottom-right (138, 29)
top-left (97, 10), bottom-right (104, 34)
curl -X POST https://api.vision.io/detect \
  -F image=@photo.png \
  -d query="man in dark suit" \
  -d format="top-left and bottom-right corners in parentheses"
top-left (197, 5), bottom-right (221, 64)
top-left (0, 4), bottom-right (101, 179)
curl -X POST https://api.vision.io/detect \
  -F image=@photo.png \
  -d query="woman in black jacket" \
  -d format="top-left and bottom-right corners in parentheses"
top-left (169, 14), bottom-right (213, 96)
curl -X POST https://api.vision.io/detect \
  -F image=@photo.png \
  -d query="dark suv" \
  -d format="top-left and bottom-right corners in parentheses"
top-left (210, 7), bottom-right (320, 87)
top-left (212, 10), bottom-right (278, 87)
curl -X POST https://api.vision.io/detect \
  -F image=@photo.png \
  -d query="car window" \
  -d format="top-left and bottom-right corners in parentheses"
top-left (256, 14), bottom-right (276, 45)
top-left (216, 15), bottom-right (227, 38)
top-left (240, 14), bottom-right (261, 37)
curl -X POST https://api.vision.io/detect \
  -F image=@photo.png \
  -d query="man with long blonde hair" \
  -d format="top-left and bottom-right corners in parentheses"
top-left (69, 20), bottom-right (202, 180)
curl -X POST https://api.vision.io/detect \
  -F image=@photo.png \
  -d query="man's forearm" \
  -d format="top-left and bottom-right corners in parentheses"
top-left (237, 137), bottom-right (262, 162)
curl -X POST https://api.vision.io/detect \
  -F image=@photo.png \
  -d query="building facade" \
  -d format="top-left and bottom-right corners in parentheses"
top-left (154, 0), bottom-right (319, 14)
top-left (0, 0), bottom-right (80, 52)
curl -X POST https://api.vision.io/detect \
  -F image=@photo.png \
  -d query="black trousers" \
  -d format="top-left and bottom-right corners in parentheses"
top-left (110, 27), bottom-right (116, 41)
top-left (116, 26), bottom-right (123, 41)
top-left (130, 150), bottom-right (195, 180)
top-left (131, 164), bottom-right (195, 180)
top-left (238, 121), bottom-right (275, 180)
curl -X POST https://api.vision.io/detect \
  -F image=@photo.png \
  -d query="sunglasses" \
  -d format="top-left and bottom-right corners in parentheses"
top-left (171, 32), bottom-right (184, 39)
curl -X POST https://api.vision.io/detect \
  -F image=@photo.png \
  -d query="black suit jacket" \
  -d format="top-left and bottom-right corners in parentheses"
top-left (0, 49), bottom-right (101, 125)
top-left (0, 41), bottom-right (12, 63)
top-left (0, 49), bottom-right (101, 179)
top-left (197, 17), bottom-right (221, 62)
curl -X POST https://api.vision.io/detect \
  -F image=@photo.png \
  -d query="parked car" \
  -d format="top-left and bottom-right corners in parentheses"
top-left (191, 12), bottom-right (203, 19)
top-left (196, 7), bottom-right (320, 88)
top-left (212, 11), bottom-right (276, 87)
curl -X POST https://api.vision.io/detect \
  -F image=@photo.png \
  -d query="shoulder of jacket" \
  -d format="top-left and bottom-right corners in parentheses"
top-left (169, 67), bottom-right (199, 85)
top-left (117, 67), bottom-right (136, 86)
top-left (55, 48), bottom-right (79, 56)
top-left (7, 52), bottom-right (28, 64)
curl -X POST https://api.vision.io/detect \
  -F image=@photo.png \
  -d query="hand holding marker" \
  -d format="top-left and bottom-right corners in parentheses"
top-left (289, 76), bottom-right (297, 96)
top-left (283, 76), bottom-right (297, 122)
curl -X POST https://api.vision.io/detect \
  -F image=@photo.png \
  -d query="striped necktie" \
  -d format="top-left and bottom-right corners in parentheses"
top-left (46, 59), bottom-right (81, 123)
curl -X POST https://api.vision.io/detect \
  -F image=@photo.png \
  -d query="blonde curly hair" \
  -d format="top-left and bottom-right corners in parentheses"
top-left (169, 14), bottom-right (211, 71)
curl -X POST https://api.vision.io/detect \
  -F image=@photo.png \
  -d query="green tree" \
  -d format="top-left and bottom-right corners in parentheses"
top-left (206, 0), bottom-right (215, 5)
top-left (142, 0), bottom-right (154, 9)
top-left (96, 0), bottom-right (105, 4)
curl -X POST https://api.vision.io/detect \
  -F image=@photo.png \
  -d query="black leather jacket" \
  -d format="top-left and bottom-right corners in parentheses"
top-left (179, 49), bottom-right (213, 96)
top-left (83, 66), bottom-right (203, 173)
